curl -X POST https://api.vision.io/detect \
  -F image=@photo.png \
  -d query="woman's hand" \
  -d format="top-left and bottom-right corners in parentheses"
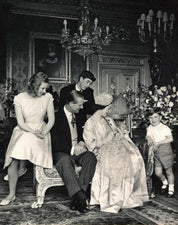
top-left (34, 130), bottom-right (45, 139)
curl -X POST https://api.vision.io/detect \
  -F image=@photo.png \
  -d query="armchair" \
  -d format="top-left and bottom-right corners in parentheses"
top-left (32, 165), bottom-right (81, 208)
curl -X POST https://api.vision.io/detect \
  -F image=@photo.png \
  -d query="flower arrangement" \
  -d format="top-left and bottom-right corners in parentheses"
top-left (0, 78), bottom-right (18, 119)
top-left (121, 84), bottom-right (178, 127)
top-left (120, 86), bottom-right (137, 108)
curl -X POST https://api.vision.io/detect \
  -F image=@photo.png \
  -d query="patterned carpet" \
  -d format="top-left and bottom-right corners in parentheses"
top-left (0, 197), bottom-right (178, 225)
top-left (0, 164), bottom-right (178, 225)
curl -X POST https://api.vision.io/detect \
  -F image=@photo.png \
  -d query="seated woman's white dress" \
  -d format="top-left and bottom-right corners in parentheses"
top-left (4, 92), bottom-right (53, 169)
top-left (83, 111), bottom-right (149, 214)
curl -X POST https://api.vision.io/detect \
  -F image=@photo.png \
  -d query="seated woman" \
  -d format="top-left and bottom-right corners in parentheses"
top-left (83, 93), bottom-right (149, 214)
top-left (0, 72), bottom-right (55, 206)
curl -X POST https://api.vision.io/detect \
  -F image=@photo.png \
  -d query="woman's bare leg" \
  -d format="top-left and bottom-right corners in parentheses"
top-left (5, 159), bottom-right (19, 200)
top-left (18, 160), bottom-right (27, 173)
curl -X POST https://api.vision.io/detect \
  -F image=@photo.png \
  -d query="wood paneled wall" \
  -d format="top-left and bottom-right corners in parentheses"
top-left (1, 0), bottom-right (178, 96)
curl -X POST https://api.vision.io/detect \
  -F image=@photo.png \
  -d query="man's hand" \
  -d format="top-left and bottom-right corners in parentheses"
top-left (74, 141), bottom-right (87, 156)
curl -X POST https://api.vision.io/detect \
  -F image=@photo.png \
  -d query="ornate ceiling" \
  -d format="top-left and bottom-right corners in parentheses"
top-left (3, 0), bottom-right (178, 12)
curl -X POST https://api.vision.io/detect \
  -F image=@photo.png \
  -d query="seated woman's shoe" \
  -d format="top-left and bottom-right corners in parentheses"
top-left (88, 204), bottom-right (100, 211)
top-left (149, 192), bottom-right (156, 199)
top-left (0, 196), bottom-right (16, 206)
top-left (4, 169), bottom-right (27, 181)
top-left (167, 191), bottom-right (174, 198)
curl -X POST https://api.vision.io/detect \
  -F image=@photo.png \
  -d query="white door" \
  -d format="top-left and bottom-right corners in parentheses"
top-left (99, 66), bottom-right (140, 116)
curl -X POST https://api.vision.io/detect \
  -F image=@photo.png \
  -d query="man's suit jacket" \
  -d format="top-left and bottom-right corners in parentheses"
top-left (51, 108), bottom-right (84, 161)
top-left (58, 83), bottom-right (95, 127)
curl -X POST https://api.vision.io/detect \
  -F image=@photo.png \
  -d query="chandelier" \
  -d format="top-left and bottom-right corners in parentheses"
top-left (137, 10), bottom-right (175, 84)
top-left (137, 10), bottom-right (175, 52)
top-left (60, 0), bottom-right (112, 60)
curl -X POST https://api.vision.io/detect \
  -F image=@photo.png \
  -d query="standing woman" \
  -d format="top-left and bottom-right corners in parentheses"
top-left (0, 72), bottom-right (55, 205)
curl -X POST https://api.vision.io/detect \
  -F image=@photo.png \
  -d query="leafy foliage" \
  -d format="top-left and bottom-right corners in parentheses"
top-left (0, 78), bottom-right (18, 118)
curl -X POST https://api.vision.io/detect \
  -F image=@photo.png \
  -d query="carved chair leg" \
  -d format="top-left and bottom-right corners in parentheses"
top-left (31, 182), bottom-right (47, 208)
top-left (33, 175), bottom-right (37, 194)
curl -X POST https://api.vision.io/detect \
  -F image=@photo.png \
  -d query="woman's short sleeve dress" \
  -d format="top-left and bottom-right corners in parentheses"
top-left (3, 92), bottom-right (53, 169)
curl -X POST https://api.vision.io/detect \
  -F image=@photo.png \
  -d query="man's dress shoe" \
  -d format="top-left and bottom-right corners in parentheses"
top-left (70, 190), bottom-right (87, 213)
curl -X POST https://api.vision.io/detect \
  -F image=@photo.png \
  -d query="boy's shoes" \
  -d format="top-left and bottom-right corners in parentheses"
top-left (160, 185), bottom-right (168, 195)
top-left (167, 191), bottom-right (175, 198)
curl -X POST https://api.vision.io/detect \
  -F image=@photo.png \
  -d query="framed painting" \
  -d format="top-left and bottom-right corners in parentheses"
top-left (70, 52), bottom-right (88, 82)
top-left (29, 32), bottom-right (70, 83)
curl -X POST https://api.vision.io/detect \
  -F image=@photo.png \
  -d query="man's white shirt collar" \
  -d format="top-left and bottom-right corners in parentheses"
top-left (75, 83), bottom-right (81, 92)
top-left (64, 106), bottom-right (72, 119)
top-left (64, 106), bottom-right (76, 156)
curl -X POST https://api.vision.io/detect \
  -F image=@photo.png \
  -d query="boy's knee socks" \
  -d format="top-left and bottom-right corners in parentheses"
top-left (168, 184), bottom-right (174, 192)
top-left (161, 179), bottom-right (168, 189)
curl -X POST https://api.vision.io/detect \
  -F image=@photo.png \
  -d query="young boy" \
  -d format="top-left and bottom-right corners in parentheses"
top-left (146, 108), bottom-right (175, 198)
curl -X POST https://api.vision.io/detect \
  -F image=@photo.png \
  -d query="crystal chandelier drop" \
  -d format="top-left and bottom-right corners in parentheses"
top-left (60, 0), bottom-right (112, 60)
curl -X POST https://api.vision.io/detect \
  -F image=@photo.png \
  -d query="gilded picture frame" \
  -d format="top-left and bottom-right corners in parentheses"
top-left (29, 32), bottom-right (70, 83)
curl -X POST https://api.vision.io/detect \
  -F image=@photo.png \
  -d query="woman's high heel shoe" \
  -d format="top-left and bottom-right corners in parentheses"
top-left (0, 196), bottom-right (16, 206)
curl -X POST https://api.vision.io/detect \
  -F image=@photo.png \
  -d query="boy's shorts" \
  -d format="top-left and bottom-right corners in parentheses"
top-left (154, 143), bottom-right (174, 169)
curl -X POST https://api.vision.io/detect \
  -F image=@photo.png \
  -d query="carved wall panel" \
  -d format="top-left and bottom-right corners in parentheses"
top-left (7, 33), bottom-right (29, 92)
top-left (97, 55), bottom-right (147, 116)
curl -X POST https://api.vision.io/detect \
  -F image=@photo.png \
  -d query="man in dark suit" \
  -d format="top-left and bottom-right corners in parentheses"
top-left (52, 90), bottom-right (97, 213)
top-left (58, 70), bottom-right (96, 131)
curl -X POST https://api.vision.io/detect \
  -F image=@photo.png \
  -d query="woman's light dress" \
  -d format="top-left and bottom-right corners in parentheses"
top-left (4, 92), bottom-right (53, 169)
top-left (83, 111), bottom-right (149, 214)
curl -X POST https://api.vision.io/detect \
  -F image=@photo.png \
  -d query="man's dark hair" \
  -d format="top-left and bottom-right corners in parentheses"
top-left (78, 70), bottom-right (96, 82)
top-left (66, 90), bottom-right (84, 104)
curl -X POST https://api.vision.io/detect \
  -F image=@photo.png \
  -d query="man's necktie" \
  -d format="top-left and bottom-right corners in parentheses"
top-left (71, 114), bottom-right (76, 128)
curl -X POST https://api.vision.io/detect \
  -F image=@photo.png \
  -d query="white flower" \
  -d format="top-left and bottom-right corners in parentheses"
top-left (157, 102), bottom-right (163, 107)
top-left (157, 89), bottom-right (163, 95)
top-left (149, 91), bottom-right (152, 95)
top-left (153, 96), bottom-right (158, 102)
top-left (172, 86), bottom-right (176, 92)
top-left (169, 102), bottom-right (174, 107)
top-left (160, 86), bottom-right (167, 91)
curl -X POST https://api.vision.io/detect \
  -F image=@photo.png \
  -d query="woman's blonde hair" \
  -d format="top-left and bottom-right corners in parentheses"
top-left (28, 72), bottom-right (49, 96)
